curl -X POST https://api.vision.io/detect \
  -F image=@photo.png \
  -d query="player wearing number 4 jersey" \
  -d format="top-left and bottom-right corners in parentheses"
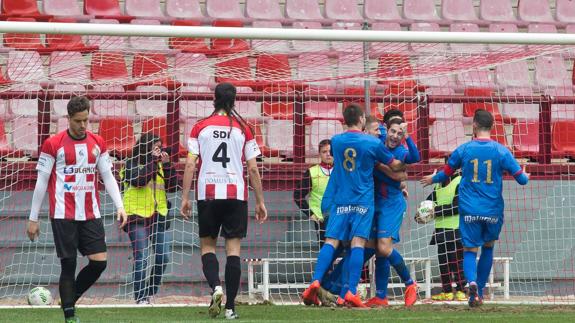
top-left (26, 96), bottom-right (127, 323)
top-left (302, 104), bottom-right (404, 308)
top-left (180, 83), bottom-right (268, 320)
top-left (420, 109), bottom-right (529, 308)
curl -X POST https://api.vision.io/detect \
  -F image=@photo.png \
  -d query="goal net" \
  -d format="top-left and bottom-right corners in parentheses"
top-left (0, 24), bottom-right (574, 306)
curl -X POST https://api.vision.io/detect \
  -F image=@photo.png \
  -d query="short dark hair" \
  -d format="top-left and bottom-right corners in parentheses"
top-left (473, 109), bottom-right (494, 131)
top-left (383, 109), bottom-right (403, 124)
top-left (67, 96), bottom-right (90, 117)
top-left (318, 139), bottom-right (331, 151)
top-left (343, 103), bottom-right (364, 127)
top-left (214, 82), bottom-right (237, 113)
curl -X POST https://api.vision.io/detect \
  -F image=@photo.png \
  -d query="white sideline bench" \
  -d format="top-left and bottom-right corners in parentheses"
top-left (245, 257), bottom-right (512, 301)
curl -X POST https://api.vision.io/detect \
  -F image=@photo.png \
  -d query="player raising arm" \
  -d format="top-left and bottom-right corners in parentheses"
top-left (420, 109), bottom-right (529, 307)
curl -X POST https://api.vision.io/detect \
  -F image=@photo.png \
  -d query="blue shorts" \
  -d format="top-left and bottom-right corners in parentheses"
top-left (325, 204), bottom-right (374, 241)
top-left (374, 196), bottom-right (406, 243)
top-left (459, 214), bottom-right (504, 248)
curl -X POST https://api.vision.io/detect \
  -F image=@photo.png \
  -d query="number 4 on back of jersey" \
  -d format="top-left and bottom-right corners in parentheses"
top-left (212, 142), bottom-right (231, 168)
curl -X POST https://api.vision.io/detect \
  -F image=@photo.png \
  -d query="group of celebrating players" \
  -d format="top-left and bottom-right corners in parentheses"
top-left (302, 103), bottom-right (529, 309)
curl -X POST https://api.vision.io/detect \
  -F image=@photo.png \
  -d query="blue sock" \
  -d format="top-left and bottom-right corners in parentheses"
top-left (312, 244), bottom-right (336, 282)
top-left (321, 245), bottom-right (345, 291)
top-left (375, 256), bottom-right (390, 299)
top-left (346, 247), bottom-right (365, 295)
top-left (476, 247), bottom-right (494, 298)
top-left (463, 251), bottom-right (478, 284)
top-left (388, 249), bottom-right (413, 286)
top-left (338, 253), bottom-right (351, 298)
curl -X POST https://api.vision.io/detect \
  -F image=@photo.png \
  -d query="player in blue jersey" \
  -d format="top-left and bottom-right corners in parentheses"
top-left (302, 104), bottom-right (404, 308)
top-left (364, 115), bottom-right (421, 307)
top-left (420, 109), bottom-right (529, 307)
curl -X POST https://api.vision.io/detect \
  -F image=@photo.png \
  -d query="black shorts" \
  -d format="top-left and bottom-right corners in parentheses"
top-left (430, 228), bottom-right (462, 245)
top-left (51, 218), bottom-right (107, 259)
top-left (197, 199), bottom-right (248, 239)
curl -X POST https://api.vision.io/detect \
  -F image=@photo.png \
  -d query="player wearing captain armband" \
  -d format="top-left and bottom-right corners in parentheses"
top-left (26, 96), bottom-right (127, 323)
top-left (301, 104), bottom-right (404, 308)
top-left (420, 109), bottom-right (529, 308)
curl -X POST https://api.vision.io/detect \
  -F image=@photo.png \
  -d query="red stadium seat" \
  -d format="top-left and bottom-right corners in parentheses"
top-left (86, 19), bottom-right (127, 50)
top-left (11, 117), bottom-right (38, 157)
top-left (457, 70), bottom-right (496, 88)
top-left (84, 0), bottom-right (132, 22)
top-left (215, 56), bottom-right (255, 87)
top-left (166, 0), bottom-right (203, 19)
top-left (169, 20), bottom-right (211, 53)
top-left (376, 54), bottom-right (414, 85)
top-left (125, 0), bottom-right (164, 19)
top-left (255, 54), bottom-right (292, 89)
top-left (43, 0), bottom-right (86, 18)
top-left (46, 18), bottom-right (97, 51)
top-left (8, 84), bottom-right (41, 117)
top-left (179, 86), bottom-right (213, 119)
top-left (449, 23), bottom-right (485, 53)
top-left (427, 87), bottom-right (463, 121)
top-left (135, 86), bottom-right (168, 117)
top-left (496, 60), bottom-right (531, 88)
top-left (90, 52), bottom-right (128, 81)
top-left (512, 121), bottom-right (539, 159)
top-left (285, 0), bottom-right (324, 20)
top-left (92, 85), bottom-right (133, 119)
top-left (343, 87), bottom-right (379, 120)
top-left (410, 23), bottom-right (446, 53)
top-left (129, 19), bottom-right (170, 51)
top-left (251, 21), bottom-right (292, 53)
top-left (364, 0), bottom-right (401, 21)
top-left (480, 0), bottom-right (516, 21)
top-left (403, 0), bottom-right (439, 21)
top-left (4, 18), bottom-right (45, 50)
top-left (141, 117), bottom-right (168, 145)
top-left (130, 52), bottom-right (178, 89)
top-left (331, 22), bottom-right (363, 53)
top-left (7, 51), bottom-right (45, 82)
top-left (557, 0), bottom-right (575, 23)
top-left (245, 0), bottom-right (284, 20)
top-left (325, 0), bottom-right (362, 20)
top-left (235, 86), bottom-right (261, 119)
top-left (528, 23), bottom-right (557, 34)
top-left (174, 53), bottom-right (213, 86)
top-left (265, 119), bottom-right (293, 156)
top-left (262, 85), bottom-right (295, 120)
top-left (49, 51), bottom-right (89, 83)
top-left (491, 120), bottom-right (508, 146)
top-left (206, 0), bottom-right (244, 19)
top-left (502, 88), bottom-right (539, 122)
top-left (51, 84), bottom-right (86, 119)
top-left (488, 23), bottom-right (522, 51)
top-left (98, 118), bottom-right (135, 158)
top-left (292, 22), bottom-right (330, 53)
top-left (462, 88), bottom-right (502, 121)
top-left (441, 0), bottom-right (477, 21)
top-left (383, 85), bottom-right (418, 121)
top-left (247, 120), bottom-right (280, 158)
top-left (518, 0), bottom-right (553, 22)
top-left (308, 120), bottom-right (343, 155)
top-left (370, 23), bottom-right (409, 56)
top-left (545, 87), bottom-right (575, 121)
top-left (304, 88), bottom-right (339, 122)
top-left (535, 56), bottom-right (570, 88)
top-left (3, 0), bottom-right (51, 20)
top-left (430, 120), bottom-right (466, 158)
top-left (552, 121), bottom-right (575, 158)
top-left (297, 54), bottom-right (336, 88)
top-left (211, 20), bottom-right (250, 54)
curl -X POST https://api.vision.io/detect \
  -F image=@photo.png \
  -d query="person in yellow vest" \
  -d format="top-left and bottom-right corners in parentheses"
top-left (121, 133), bottom-right (178, 304)
top-left (418, 168), bottom-right (467, 301)
top-left (293, 139), bottom-right (333, 246)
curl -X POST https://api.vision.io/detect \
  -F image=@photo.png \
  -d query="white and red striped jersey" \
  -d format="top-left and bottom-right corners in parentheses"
top-left (36, 130), bottom-right (113, 221)
top-left (188, 115), bottom-right (261, 201)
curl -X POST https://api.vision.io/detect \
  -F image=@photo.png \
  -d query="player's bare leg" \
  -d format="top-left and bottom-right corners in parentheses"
top-left (201, 237), bottom-right (224, 318)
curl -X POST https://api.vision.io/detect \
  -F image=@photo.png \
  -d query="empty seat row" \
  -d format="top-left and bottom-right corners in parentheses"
top-left (9, 0), bottom-right (575, 24)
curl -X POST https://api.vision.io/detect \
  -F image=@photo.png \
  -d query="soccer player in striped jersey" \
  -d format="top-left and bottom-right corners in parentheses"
top-left (420, 109), bottom-right (529, 307)
top-left (302, 104), bottom-right (404, 308)
top-left (26, 96), bottom-right (127, 323)
top-left (180, 83), bottom-right (268, 319)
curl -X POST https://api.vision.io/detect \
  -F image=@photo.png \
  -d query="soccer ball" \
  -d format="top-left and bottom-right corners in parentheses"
top-left (27, 287), bottom-right (53, 306)
top-left (415, 200), bottom-right (435, 224)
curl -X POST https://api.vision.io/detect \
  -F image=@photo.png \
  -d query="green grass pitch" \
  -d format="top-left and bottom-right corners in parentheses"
top-left (1, 305), bottom-right (575, 322)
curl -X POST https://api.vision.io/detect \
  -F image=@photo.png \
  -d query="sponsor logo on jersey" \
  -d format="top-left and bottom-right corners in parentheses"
top-left (336, 205), bottom-right (368, 215)
top-left (92, 146), bottom-right (100, 158)
top-left (62, 166), bottom-right (97, 174)
top-left (64, 183), bottom-right (94, 192)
